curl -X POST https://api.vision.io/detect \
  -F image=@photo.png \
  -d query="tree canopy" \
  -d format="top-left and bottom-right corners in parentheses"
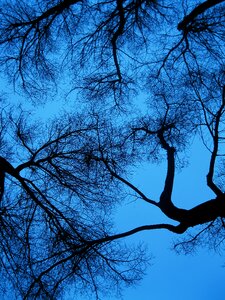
top-left (0, 0), bottom-right (225, 298)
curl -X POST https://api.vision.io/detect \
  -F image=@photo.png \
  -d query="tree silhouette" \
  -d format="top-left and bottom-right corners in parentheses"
top-left (0, 0), bottom-right (225, 298)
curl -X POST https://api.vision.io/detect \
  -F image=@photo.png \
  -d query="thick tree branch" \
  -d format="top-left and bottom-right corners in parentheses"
top-left (92, 223), bottom-right (187, 245)
top-left (184, 198), bottom-right (225, 227)
top-left (111, 0), bottom-right (126, 82)
top-left (131, 125), bottom-right (188, 222)
top-left (156, 128), bottom-right (188, 222)
top-left (206, 86), bottom-right (225, 196)
top-left (178, 0), bottom-right (225, 31)
top-left (0, 157), bottom-right (17, 202)
top-left (11, 0), bottom-right (82, 28)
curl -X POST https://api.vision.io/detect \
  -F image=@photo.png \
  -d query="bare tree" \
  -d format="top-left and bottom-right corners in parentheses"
top-left (0, 0), bottom-right (225, 299)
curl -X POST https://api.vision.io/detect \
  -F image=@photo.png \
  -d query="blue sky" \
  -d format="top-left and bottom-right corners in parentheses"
top-left (110, 138), bottom-right (225, 300)
top-left (34, 97), bottom-right (225, 300)
top-left (0, 1), bottom-right (224, 299)
top-left (60, 126), bottom-right (225, 300)
top-left (3, 75), bottom-right (225, 300)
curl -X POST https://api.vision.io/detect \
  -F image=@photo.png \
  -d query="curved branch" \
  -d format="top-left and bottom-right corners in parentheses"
top-left (131, 125), bottom-right (188, 221)
top-left (178, 0), bottom-right (225, 31)
top-left (24, 220), bottom-right (187, 299)
top-left (91, 223), bottom-right (187, 245)
top-left (100, 156), bottom-right (158, 206)
top-left (157, 130), bottom-right (187, 222)
top-left (11, 0), bottom-right (82, 28)
top-left (206, 86), bottom-right (225, 196)
top-left (111, 0), bottom-right (126, 82)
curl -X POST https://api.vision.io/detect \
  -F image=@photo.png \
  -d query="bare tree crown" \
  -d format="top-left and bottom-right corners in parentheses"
top-left (0, 0), bottom-right (224, 299)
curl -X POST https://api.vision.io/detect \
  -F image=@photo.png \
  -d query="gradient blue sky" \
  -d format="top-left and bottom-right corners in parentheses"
top-left (1, 0), bottom-right (224, 298)
top-left (35, 98), bottom-right (225, 300)
top-left (111, 139), bottom-right (225, 300)
top-left (4, 77), bottom-right (225, 300)
top-left (72, 137), bottom-right (225, 300)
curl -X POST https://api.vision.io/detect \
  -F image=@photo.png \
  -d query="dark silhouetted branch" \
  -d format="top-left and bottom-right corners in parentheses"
top-left (178, 0), bottom-right (225, 31)
top-left (206, 86), bottom-right (225, 196)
